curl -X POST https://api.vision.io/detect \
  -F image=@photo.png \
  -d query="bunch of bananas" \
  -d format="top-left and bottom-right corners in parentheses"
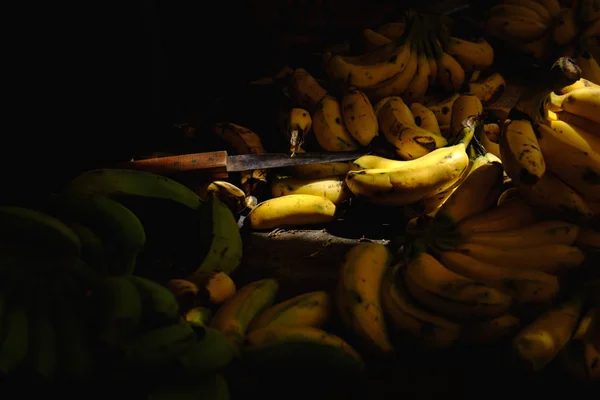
top-left (486, 0), bottom-right (599, 60)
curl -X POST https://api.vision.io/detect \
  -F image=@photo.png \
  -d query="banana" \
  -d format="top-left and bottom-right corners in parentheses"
top-left (271, 176), bottom-right (351, 205)
top-left (312, 95), bottom-right (360, 151)
top-left (445, 37), bottom-right (494, 72)
top-left (513, 290), bottom-right (585, 371)
top-left (551, 109), bottom-right (600, 135)
top-left (402, 40), bottom-right (430, 105)
top-left (577, 227), bottom-right (600, 249)
top-left (185, 306), bottom-right (212, 328)
top-left (167, 279), bottom-right (199, 310)
top-left (552, 8), bottom-right (578, 46)
top-left (488, 13), bottom-right (548, 41)
top-left (577, 51), bottom-right (600, 85)
top-left (480, 124), bottom-right (502, 158)
top-left (288, 152), bottom-right (351, 179)
top-left (187, 271), bottom-right (237, 305)
top-left (423, 36), bottom-right (438, 86)
top-left (27, 279), bottom-right (57, 381)
top-left (469, 72), bottom-right (506, 104)
top-left (547, 87), bottom-right (600, 125)
top-left (378, 96), bottom-right (448, 160)
top-left (426, 93), bottom-right (461, 127)
top-left (350, 154), bottom-right (407, 171)
top-left (454, 242), bottom-right (584, 274)
top-left (92, 276), bottom-right (143, 345)
top-left (499, 118), bottom-right (546, 185)
top-left (535, 122), bottom-right (600, 199)
top-left (581, 17), bottom-right (600, 40)
top-left (404, 252), bottom-right (512, 319)
top-left (558, 307), bottom-right (600, 382)
top-left (290, 68), bottom-right (328, 111)
top-left (194, 193), bottom-right (242, 275)
top-left (176, 327), bottom-right (236, 377)
top-left (516, 30), bottom-right (553, 59)
top-left (497, 186), bottom-right (519, 205)
top-left (148, 374), bottom-right (229, 400)
top-left (281, 108), bottom-right (312, 155)
top-left (213, 122), bottom-right (267, 196)
top-left (435, 48), bottom-right (466, 92)
top-left (450, 95), bottom-right (483, 137)
top-left (490, 3), bottom-right (549, 23)
top-left (210, 279), bottom-right (278, 348)
top-left (438, 251), bottom-right (559, 303)
top-left (123, 322), bottom-right (197, 368)
top-left (458, 197), bottom-right (538, 233)
top-left (247, 194), bottom-right (336, 230)
top-left (0, 288), bottom-right (29, 375)
top-left (435, 152), bottom-right (505, 229)
top-left (560, 78), bottom-right (600, 94)
top-left (248, 291), bottom-right (331, 332)
top-left (243, 326), bottom-right (364, 375)
top-left (503, 0), bottom-right (553, 22)
top-left (0, 206), bottom-right (81, 258)
top-left (195, 180), bottom-right (247, 215)
top-left (410, 102), bottom-right (441, 134)
top-left (380, 267), bottom-right (461, 350)
top-left (461, 314), bottom-right (522, 345)
top-left (65, 168), bottom-right (203, 210)
top-left (341, 87), bottom-right (379, 146)
top-left (46, 193), bottom-right (145, 276)
top-left (538, 0), bottom-right (561, 19)
top-left (579, 0), bottom-right (600, 22)
top-left (377, 21), bottom-right (406, 40)
top-left (337, 242), bottom-right (394, 354)
top-left (126, 276), bottom-right (179, 325)
top-left (63, 220), bottom-right (107, 273)
top-left (515, 170), bottom-right (594, 221)
top-left (363, 28), bottom-right (392, 51)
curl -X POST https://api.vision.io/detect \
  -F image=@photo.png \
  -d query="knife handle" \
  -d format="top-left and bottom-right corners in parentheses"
top-left (116, 151), bottom-right (229, 179)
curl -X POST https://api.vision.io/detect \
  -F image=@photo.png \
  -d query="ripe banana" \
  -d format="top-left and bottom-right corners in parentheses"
top-left (403, 40), bottom-right (430, 105)
top-left (185, 306), bottom-right (212, 328)
top-left (558, 307), bottom-right (600, 382)
top-left (438, 251), bottom-right (559, 304)
top-left (249, 291), bottom-right (331, 332)
top-left (281, 107), bottom-right (312, 156)
top-left (404, 252), bottom-right (512, 319)
top-left (176, 327), bottom-right (236, 377)
top-left (538, 0), bottom-right (561, 19)
top-left (337, 242), bottom-right (394, 354)
top-left (551, 109), bottom-right (600, 137)
top-left (271, 176), bottom-right (351, 205)
top-left (445, 37), bottom-right (494, 72)
top-left (461, 314), bottom-right (522, 345)
top-left (194, 180), bottom-right (247, 215)
top-left (194, 193), bottom-right (242, 275)
top-left (547, 87), bottom-right (600, 125)
top-left (450, 95), bottom-right (483, 137)
top-left (462, 220), bottom-right (580, 248)
top-left (457, 197), bottom-right (538, 233)
top-left (426, 93), bottom-right (461, 127)
top-left (480, 124), bottom-right (501, 158)
top-left (213, 122), bottom-right (268, 196)
top-left (349, 154), bottom-right (406, 171)
top-left (210, 279), bottom-right (278, 348)
top-left (490, 3), bottom-right (548, 23)
top-left (435, 48), bottom-right (466, 92)
top-left (187, 271), bottom-right (237, 305)
top-left (126, 275), bottom-right (179, 325)
top-left (513, 290), bottom-right (585, 371)
top-left (341, 87), bottom-right (379, 146)
top-left (454, 242), bottom-right (584, 274)
top-left (504, 0), bottom-right (553, 22)
top-left (499, 118), bottom-right (546, 184)
top-left (577, 51), bottom-right (600, 85)
top-left (65, 168), bottom-right (203, 210)
top-left (410, 102), bottom-right (441, 135)
top-left (312, 95), bottom-right (360, 151)
top-left (247, 194), bottom-right (336, 230)
top-left (469, 72), bottom-right (506, 103)
top-left (560, 78), bottom-right (600, 94)
top-left (380, 268), bottom-right (461, 350)
top-left (363, 28), bottom-right (392, 51)
top-left (167, 279), bottom-right (199, 310)
top-left (488, 13), bottom-right (548, 41)
top-left (377, 21), bottom-right (406, 40)
top-left (290, 68), bottom-right (328, 111)
top-left (243, 325), bottom-right (364, 375)
top-left (552, 8), bottom-right (578, 46)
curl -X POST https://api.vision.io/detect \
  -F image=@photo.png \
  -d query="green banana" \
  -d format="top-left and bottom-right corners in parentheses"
top-left (63, 220), bottom-right (108, 273)
top-left (0, 281), bottom-right (30, 375)
top-left (0, 206), bottom-right (81, 258)
top-left (148, 374), bottom-right (230, 400)
top-left (210, 279), bottom-right (279, 349)
top-left (126, 276), bottom-right (179, 327)
top-left (64, 168), bottom-right (203, 210)
top-left (176, 327), bottom-right (236, 377)
top-left (92, 276), bottom-right (143, 345)
top-left (123, 322), bottom-right (196, 369)
top-left (26, 278), bottom-right (57, 381)
top-left (46, 193), bottom-right (146, 275)
top-left (192, 193), bottom-right (243, 277)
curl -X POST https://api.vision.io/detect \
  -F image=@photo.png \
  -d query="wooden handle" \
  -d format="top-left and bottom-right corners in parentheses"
top-left (115, 151), bottom-right (229, 179)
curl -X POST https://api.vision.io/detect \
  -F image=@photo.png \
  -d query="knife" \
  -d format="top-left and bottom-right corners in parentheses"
top-left (115, 150), bottom-right (368, 179)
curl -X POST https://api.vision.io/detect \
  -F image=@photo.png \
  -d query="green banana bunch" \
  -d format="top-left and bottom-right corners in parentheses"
top-left (0, 276), bottom-right (31, 375)
top-left (148, 374), bottom-right (230, 400)
top-left (125, 276), bottom-right (179, 328)
top-left (176, 327), bottom-right (236, 377)
top-left (63, 220), bottom-right (108, 274)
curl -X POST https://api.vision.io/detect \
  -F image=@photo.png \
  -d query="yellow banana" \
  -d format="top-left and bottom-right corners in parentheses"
top-left (577, 51), bottom-right (600, 85)
top-left (363, 28), bottom-right (392, 51)
top-left (380, 268), bottom-right (461, 350)
top-left (454, 242), bottom-right (584, 275)
top-left (546, 87), bottom-right (600, 125)
top-left (281, 108), bottom-right (312, 155)
top-left (550, 109), bottom-right (600, 136)
top-left (187, 271), bottom-right (237, 306)
top-left (502, 0), bottom-right (552, 22)
top-left (342, 87), bottom-right (379, 146)
top-left (312, 95), bottom-right (360, 151)
top-left (516, 30), bottom-right (553, 59)
top-left (436, 50), bottom-right (466, 92)
top-left (247, 194), bottom-right (336, 230)
top-left (423, 37), bottom-right (438, 86)
top-left (552, 8), bottom-right (578, 46)
top-left (290, 68), bottom-right (328, 111)
top-left (558, 307), bottom-right (600, 383)
top-left (337, 242), bottom-right (394, 354)
top-left (490, 3), bottom-right (548, 23)
top-left (480, 123), bottom-right (501, 158)
top-left (438, 251), bottom-right (559, 304)
top-left (463, 220), bottom-right (579, 248)
top-left (373, 96), bottom-right (396, 117)
top-left (457, 197), bottom-right (538, 233)
top-left (194, 180), bottom-right (247, 214)
top-left (513, 290), bottom-right (585, 371)
top-left (402, 41), bottom-right (430, 105)
top-left (461, 314), bottom-right (522, 345)
top-left (410, 102), bottom-right (441, 135)
top-left (498, 118), bottom-right (546, 184)
top-left (270, 176), bottom-right (351, 204)
top-left (377, 21), bottom-right (406, 40)
top-left (468, 72), bottom-right (506, 104)
top-left (349, 154), bottom-right (405, 171)
top-left (404, 252), bottom-right (512, 319)
top-left (445, 37), bottom-right (494, 72)
top-left (426, 93), bottom-right (461, 127)
top-left (288, 150), bottom-right (351, 179)
top-left (248, 291), bottom-right (331, 332)
top-left (450, 95), bottom-right (483, 137)
top-left (560, 78), bottom-right (600, 94)
top-left (536, 122), bottom-right (600, 200)
top-left (184, 306), bottom-right (212, 328)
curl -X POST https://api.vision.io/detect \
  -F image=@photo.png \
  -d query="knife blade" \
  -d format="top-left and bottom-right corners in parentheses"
top-left (115, 150), bottom-right (368, 179)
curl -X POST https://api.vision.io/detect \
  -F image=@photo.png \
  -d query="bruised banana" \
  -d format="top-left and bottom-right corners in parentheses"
top-left (445, 36), bottom-right (494, 72)
top-left (210, 279), bottom-right (278, 349)
top-left (469, 72), bottom-right (506, 104)
top-left (312, 95), bottom-right (360, 152)
top-left (271, 176), bottom-right (351, 204)
top-left (281, 107), bottom-right (312, 155)
top-left (558, 307), bottom-right (600, 383)
top-left (450, 95), bottom-right (483, 138)
top-left (380, 267), bottom-right (461, 350)
top-left (249, 291), bottom-right (331, 332)
top-left (404, 252), bottom-right (512, 319)
top-left (454, 242), bottom-right (584, 275)
top-left (499, 118), bottom-right (546, 185)
top-left (438, 251), bottom-right (559, 304)
top-left (337, 242), bottom-right (394, 354)
top-left (247, 194), bottom-right (336, 230)
top-left (546, 88), bottom-right (600, 126)
top-left (410, 102), bottom-right (441, 135)
top-left (290, 68), bottom-right (327, 111)
top-left (194, 180), bottom-right (247, 214)
top-left (213, 122), bottom-right (267, 196)
top-left (342, 87), bottom-right (379, 146)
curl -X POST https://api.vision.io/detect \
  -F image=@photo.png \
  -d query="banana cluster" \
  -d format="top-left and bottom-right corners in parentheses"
top-left (487, 0), bottom-right (600, 60)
